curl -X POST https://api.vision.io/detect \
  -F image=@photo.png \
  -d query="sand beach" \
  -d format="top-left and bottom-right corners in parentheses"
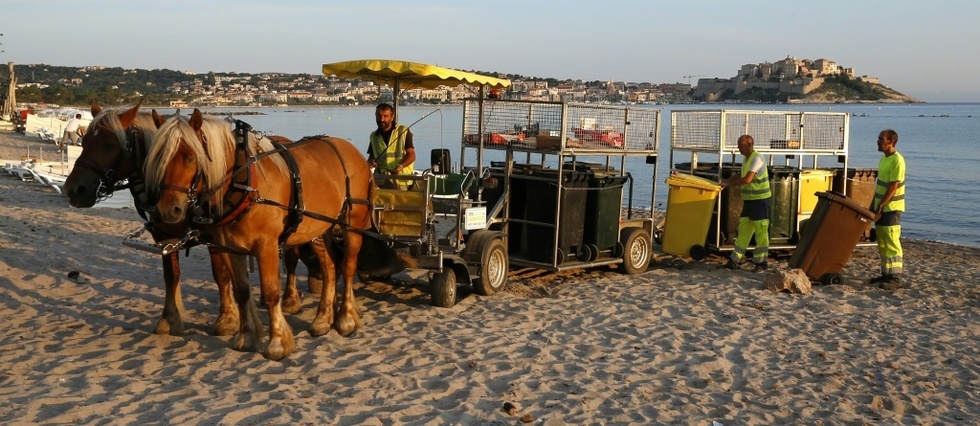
top-left (0, 129), bottom-right (977, 424)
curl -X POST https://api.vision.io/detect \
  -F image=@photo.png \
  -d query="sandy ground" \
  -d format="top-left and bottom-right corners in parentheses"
top-left (0, 128), bottom-right (977, 424)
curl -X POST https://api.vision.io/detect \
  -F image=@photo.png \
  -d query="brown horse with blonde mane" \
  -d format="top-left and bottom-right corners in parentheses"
top-left (144, 109), bottom-right (377, 360)
top-left (64, 103), bottom-right (320, 337)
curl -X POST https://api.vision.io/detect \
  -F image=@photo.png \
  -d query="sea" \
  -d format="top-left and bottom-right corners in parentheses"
top-left (95, 102), bottom-right (980, 248)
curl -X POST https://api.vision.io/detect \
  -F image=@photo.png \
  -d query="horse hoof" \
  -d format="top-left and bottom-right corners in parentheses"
top-left (232, 333), bottom-right (256, 352)
top-left (282, 299), bottom-right (302, 315)
top-left (213, 315), bottom-right (240, 336)
top-left (308, 320), bottom-right (332, 337)
top-left (335, 317), bottom-right (358, 337)
top-left (265, 337), bottom-right (292, 361)
top-left (154, 319), bottom-right (183, 336)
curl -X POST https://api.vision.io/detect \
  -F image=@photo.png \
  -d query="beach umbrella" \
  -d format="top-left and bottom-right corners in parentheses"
top-left (321, 58), bottom-right (510, 115)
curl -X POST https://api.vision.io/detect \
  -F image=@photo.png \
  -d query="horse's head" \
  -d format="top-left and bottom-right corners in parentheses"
top-left (64, 101), bottom-right (155, 207)
top-left (145, 109), bottom-right (232, 224)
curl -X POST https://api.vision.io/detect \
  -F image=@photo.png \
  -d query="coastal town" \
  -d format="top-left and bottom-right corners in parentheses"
top-left (2, 56), bottom-right (916, 112)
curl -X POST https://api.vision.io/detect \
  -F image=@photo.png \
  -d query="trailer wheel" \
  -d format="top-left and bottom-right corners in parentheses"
top-left (620, 227), bottom-right (651, 275)
top-left (474, 237), bottom-right (508, 296)
top-left (430, 268), bottom-right (457, 308)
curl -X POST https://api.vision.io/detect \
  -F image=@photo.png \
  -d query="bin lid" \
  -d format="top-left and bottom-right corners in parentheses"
top-left (815, 191), bottom-right (876, 220)
top-left (801, 169), bottom-right (836, 179)
top-left (666, 173), bottom-right (722, 191)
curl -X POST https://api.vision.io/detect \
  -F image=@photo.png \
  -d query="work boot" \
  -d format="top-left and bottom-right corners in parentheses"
top-left (725, 258), bottom-right (740, 270)
top-left (869, 274), bottom-right (892, 284)
top-left (753, 262), bottom-right (768, 273)
top-left (880, 275), bottom-right (907, 290)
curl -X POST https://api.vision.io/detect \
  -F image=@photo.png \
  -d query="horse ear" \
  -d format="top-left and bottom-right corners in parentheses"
top-left (190, 109), bottom-right (204, 132)
top-left (151, 109), bottom-right (166, 128)
top-left (119, 102), bottom-right (141, 126)
top-left (91, 103), bottom-right (102, 116)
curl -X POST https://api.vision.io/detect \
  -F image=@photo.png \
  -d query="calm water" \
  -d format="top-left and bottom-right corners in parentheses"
top-left (109, 103), bottom-right (979, 248)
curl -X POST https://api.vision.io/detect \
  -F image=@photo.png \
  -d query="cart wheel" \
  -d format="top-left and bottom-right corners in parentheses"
top-left (430, 268), bottom-right (457, 308)
top-left (620, 227), bottom-right (651, 275)
top-left (820, 273), bottom-right (843, 286)
top-left (474, 237), bottom-right (508, 296)
top-left (689, 244), bottom-right (707, 261)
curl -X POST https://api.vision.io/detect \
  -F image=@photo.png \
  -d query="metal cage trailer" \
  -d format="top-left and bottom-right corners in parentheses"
top-left (459, 99), bottom-right (662, 276)
top-left (668, 109), bottom-right (865, 257)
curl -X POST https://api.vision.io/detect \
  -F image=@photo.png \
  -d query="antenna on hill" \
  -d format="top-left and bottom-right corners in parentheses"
top-left (683, 75), bottom-right (707, 86)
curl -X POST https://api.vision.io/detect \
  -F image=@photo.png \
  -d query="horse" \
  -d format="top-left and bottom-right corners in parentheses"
top-left (144, 109), bottom-right (378, 360)
top-left (63, 103), bottom-right (320, 337)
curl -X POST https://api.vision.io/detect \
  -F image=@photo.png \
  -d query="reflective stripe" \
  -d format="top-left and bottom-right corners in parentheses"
top-left (876, 180), bottom-right (905, 188)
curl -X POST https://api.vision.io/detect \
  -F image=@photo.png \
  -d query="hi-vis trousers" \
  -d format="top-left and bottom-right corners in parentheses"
top-left (731, 217), bottom-right (770, 264)
top-left (876, 224), bottom-right (903, 275)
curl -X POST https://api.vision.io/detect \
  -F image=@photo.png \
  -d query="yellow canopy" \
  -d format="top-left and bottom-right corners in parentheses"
top-left (321, 59), bottom-right (511, 91)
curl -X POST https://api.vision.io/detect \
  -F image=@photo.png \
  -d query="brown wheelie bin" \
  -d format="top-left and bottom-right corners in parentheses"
top-left (788, 191), bottom-right (876, 285)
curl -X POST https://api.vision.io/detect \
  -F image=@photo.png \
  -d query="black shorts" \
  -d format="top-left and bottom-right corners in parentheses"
top-left (741, 198), bottom-right (771, 221)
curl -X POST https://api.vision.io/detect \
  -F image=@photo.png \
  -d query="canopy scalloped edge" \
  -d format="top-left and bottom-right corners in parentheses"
top-left (321, 59), bottom-right (510, 90)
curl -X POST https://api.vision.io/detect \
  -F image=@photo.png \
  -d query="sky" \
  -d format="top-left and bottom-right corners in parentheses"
top-left (2, 0), bottom-right (978, 102)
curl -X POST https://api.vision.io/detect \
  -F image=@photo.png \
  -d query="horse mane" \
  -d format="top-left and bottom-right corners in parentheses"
top-left (144, 114), bottom-right (287, 216)
top-left (90, 107), bottom-right (159, 154)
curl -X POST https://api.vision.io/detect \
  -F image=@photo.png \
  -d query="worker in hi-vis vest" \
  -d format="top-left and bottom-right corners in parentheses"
top-left (367, 103), bottom-right (416, 190)
top-left (722, 134), bottom-right (772, 273)
top-left (868, 129), bottom-right (906, 290)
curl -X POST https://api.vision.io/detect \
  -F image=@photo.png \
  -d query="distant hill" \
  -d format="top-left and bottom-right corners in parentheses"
top-left (796, 75), bottom-right (919, 103)
top-left (692, 56), bottom-right (921, 104)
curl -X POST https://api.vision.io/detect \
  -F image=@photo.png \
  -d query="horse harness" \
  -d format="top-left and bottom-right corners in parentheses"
top-left (189, 121), bottom-right (371, 245)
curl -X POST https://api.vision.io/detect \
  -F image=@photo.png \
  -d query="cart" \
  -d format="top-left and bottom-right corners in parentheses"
top-left (322, 60), bottom-right (661, 308)
top-left (459, 99), bottom-right (661, 274)
top-left (667, 109), bottom-right (865, 258)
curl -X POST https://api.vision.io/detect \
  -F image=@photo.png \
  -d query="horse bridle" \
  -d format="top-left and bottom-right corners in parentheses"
top-left (73, 122), bottom-right (146, 202)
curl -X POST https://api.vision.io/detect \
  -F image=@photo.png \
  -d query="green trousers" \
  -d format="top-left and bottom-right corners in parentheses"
top-left (875, 224), bottom-right (903, 275)
top-left (731, 217), bottom-right (769, 264)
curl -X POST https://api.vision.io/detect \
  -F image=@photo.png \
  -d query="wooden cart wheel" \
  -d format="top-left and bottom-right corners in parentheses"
top-left (620, 227), bottom-right (651, 275)
top-left (474, 237), bottom-right (508, 296)
top-left (430, 268), bottom-right (457, 308)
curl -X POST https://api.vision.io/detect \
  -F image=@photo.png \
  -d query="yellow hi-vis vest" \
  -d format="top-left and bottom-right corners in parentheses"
top-left (370, 124), bottom-right (414, 176)
top-left (874, 151), bottom-right (906, 212)
top-left (740, 151), bottom-right (771, 200)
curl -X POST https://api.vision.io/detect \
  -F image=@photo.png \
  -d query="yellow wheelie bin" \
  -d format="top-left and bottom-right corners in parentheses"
top-left (662, 173), bottom-right (722, 259)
